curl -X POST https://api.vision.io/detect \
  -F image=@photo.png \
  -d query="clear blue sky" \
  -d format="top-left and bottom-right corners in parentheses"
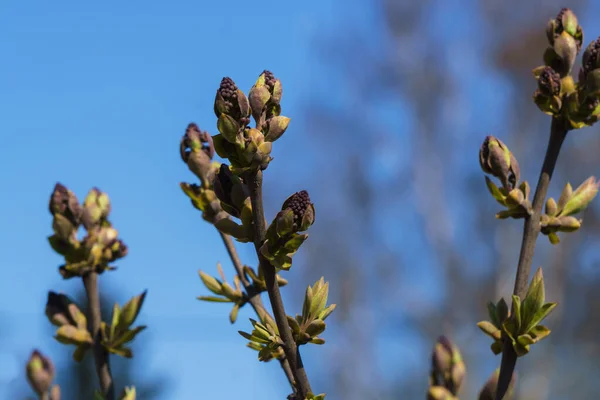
top-left (0, 0), bottom-right (345, 398)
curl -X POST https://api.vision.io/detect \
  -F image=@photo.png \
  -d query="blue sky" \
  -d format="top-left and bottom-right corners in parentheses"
top-left (0, 0), bottom-right (346, 398)
top-left (5, 1), bottom-right (600, 399)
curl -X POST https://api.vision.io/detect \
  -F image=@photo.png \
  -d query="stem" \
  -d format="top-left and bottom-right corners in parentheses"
top-left (82, 272), bottom-right (115, 400)
top-left (218, 231), bottom-right (296, 388)
top-left (246, 170), bottom-right (313, 397)
top-left (495, 118), bottom-right (568, 400)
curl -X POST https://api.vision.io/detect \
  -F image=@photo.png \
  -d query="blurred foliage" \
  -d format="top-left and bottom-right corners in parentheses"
top-left (13, 288), bottom-right (167, 400)
top-left (290, 0), bottom-right (600, 399)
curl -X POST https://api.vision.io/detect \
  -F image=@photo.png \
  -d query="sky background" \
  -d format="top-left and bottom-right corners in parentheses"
top-left (4, 0), bottom-right (600, 399)
top-left (0, 0), bottom-right (343, 398)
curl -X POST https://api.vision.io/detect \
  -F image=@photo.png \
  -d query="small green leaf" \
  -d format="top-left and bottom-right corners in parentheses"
top-left (511, 294), bottom-right (522, 332)
top-left (487, 301), bottom-right (498, 327)
top-left (485, 176), bottom-right (507, 205)
top-left (477, 321), bottom-right (501, 340)
top-left (529, 325), bottom-right (551, 342)
top-left (229, 304), bottom-right (240, 324)
top-left (198, 270), bottom-right (223, 295)
top-left (527, 302), bottom-right (557, 331)
top-left (110, 303), bottom-right (121, 339)
top-left (197, 296), bottom-right (231, 303)
top-left (111, 326), bottom-right (147, 348)
top-left (548, 232), bottom-right (561, 244)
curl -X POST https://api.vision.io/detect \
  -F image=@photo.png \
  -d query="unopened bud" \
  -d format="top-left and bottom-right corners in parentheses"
top-left (538, 66), bottom-right (561, 96)
top-left (26, 350), bottom-right (55, 396)
top-left (479, 136), bottom-right (520, 190)
top-left (82, 188), bottom-right (111, 230)
top-left (180, 123), bottom-right (215, 186)
top-left (49, 183), bottom-right (82, 227)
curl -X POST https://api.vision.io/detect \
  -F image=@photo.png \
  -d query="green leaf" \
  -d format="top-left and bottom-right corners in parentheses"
top-left (197, 296), bottom-right (231, 303)
top-left (229, 304), bottom-right (240, 324)
top-left (106, 346), bottom-right (133, 358)
top-left (548, 232), bottom-right (561, 245)
top-left (526, 302), bottom-right (557, 331)
top-left (517, 334), bottom-right (535, 346)
top-left (198, 270), bottom-right (223, 295)
top-left (487, 301), bottom-right (498, 327)
top-left (319, 304), bottom-right (336, 321)
top-left (110, 303), bottom-right (121, 339)
top-left (477, 321), bottom-right (501, 340)
top-left (511, 294), bottom-right (522, 332)
top-left (529, 325), bottom-right (551, 342)
top-left (72, 345), bottom-right (89, 363)
top-left (94, 390), bottom-right (105, 400)
top-left (214, 218), bottom-right (250, 242)
top-left (283, 234), bottom-right (307, 252)
top-left (521, 268), bottom-right (545, 331)
top-left (111, 325), bottom-right (147, 348)
top-left (485, 176), bottom-right (507, 205)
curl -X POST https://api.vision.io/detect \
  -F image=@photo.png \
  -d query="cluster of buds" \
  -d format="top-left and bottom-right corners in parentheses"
top-left (479, 137), bottom-right (531, 219)
top-left (26, 350), bottom-right (61, 400)
top-left (260, 190), bottom-right (316, 270)
top-left (565, 37), bottom-right (600, 127)
top-left (532, 8), bottom-right (600, 127)
top-left (287, 277), bottom-right (336, 346)
top-left (48, 184), bottom-right (128, 279)
top-left (99, 291), bottom-right (147, 359)
top-left (477, 369), bottom-right (517, 400)
top-left (427, 336), bottom-right (466, 400)
top-left (212, 71), bottom-right (290, 174)
top-left (478, 268), bottom-right (556, 357)
top-left (533, 9), bottom-right (582, 119)
top-left (541, 177), bottom-right (599, 244)
top-left (45, 292), bottom-right (93, 361)
top-left (544, 8), bottom-right (582, 77)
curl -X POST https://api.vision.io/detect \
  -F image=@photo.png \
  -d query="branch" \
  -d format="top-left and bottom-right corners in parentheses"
top-left (218, 231), bottom-right (296, 388)
top-left (246, 170), bottom-right (313, 398)
top-left (82, 271), bottom-right (115, 400)
top-left (496, 118), bottom-right (568, 400)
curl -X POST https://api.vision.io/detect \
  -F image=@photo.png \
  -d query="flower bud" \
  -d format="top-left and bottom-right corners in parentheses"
top-left (479, 136), bottom-right (520, 190)
top-left (49, 183), bottom-right (82, 228)
top-left (537, 66), bottom-right (561, 96)
top-left (249, 70), bottom-right (283, 125)
top-left (547, 9), bottom-right (583, 50)
top-left (281, 190), bottom-right (315, 232)
top-left (214, 77), bottom-right (250, 126)
top-left (81, 188), bottom-right (111, 230)
top-left (26, 350), bottom-right (55, 396)
top-left (180, 123), bottom-right (215, 186)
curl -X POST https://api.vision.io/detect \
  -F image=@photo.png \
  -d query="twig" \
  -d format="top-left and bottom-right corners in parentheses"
top-left (82, 271), bottom-right (115, 400)
top-left (218, 231), bottom-right (297, 388)
top-left (495, 118), bottom-right (568, 399)
top-left (246, 170), bottom-right (313, 398)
